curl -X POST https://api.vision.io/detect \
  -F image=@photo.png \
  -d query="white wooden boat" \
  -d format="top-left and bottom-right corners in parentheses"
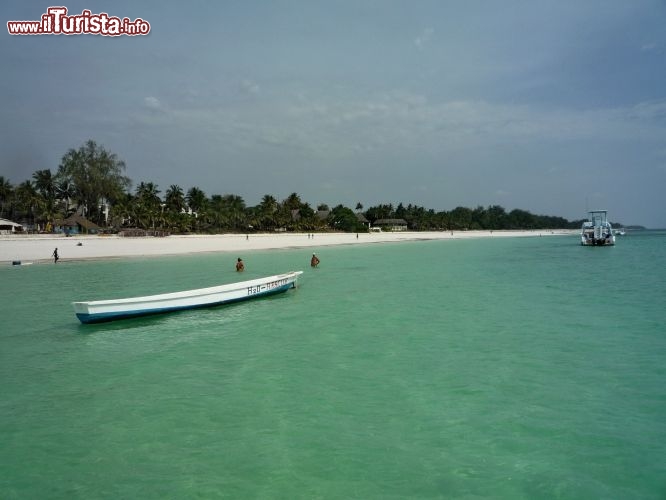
top-left (581, 210), bottom-right (615, 246)
top-left (73, 271), bottom-right (303, 324)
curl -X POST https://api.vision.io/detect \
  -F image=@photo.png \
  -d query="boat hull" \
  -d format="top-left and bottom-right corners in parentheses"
top-left (580, 237), bottom-right (615, 246)
top-left (580, 210), bottom-right (615, 246)
top-left (72, 271), bottom-right (302, 324)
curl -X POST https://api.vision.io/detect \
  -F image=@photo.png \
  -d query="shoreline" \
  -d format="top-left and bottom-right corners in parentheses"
top-left (1, 230), bottom-right (578, 264)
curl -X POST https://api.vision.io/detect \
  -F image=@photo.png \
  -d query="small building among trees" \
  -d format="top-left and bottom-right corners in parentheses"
top-left (356, 212), bottom-right (370, 230)
top-left (0, 218), bottom-right (23, 234)
top-left (373, 218), bottom-right (408, 231)
top-left (54, 214), bottom-right (100, 235)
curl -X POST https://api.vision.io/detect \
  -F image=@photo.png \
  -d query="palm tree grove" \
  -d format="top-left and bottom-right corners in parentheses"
top-left (1, 140), bottom-right (587, 234)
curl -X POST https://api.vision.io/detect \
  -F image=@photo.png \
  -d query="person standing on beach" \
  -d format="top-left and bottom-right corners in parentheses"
top-left (236, 258), bottom-right (245, 272)
top-left (310, 253), bottom-right (320, 268)
top-left (52, 247), bottom-right (59, 264)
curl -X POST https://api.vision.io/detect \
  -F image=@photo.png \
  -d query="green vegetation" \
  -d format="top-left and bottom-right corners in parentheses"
top-left (1, 140), bottom-right (596, 233)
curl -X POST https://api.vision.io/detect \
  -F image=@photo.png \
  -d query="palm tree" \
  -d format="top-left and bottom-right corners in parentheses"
top-left (135, 182), bottom-right (162, 228)
top-left (135, 182), bottom-right (161, 206)
top-left (15, 180), bottom-right (40, 228)
top-left (162, 185), bottom-right (185, 230)
top-left (32, 170), bottom-right (55, 199)
top-left (276, 203), bottom-right (295, 230)
top-left (165, 185), bottom-right (185, 213)
top-left (186, 187), bottom-right (208, 232)
top-left (258, 194), bottom-right (278, 230)
top-left (55, 177), bottom-right (75, 216)
top-left (244, 206), bottom-right (260, 232)
top-left (283, 192), bottom-right (302, 211)
top-left (222, 194), bottom-right (246, 230)
top-left (209, 194), bottom-right (228, 230)
top-left (186, 187), bottom-right (207, 214)
top-left (297, 202), bottom-right (317, 230)
top-left (32, 169), bottom-right (58, 227)
top-left (109, 192), bottom-right (133, 228)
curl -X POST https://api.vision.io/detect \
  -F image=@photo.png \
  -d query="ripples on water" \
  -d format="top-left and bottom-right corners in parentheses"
top-left (1, 232), bottom-right (665, 498)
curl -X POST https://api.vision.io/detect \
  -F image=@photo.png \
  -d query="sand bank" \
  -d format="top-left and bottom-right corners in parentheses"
top-left (1, 230), bottom-right (577, 264)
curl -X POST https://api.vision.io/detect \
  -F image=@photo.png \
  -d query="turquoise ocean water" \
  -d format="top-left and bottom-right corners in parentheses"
top-left (1, 232), bottom-right (665, 499)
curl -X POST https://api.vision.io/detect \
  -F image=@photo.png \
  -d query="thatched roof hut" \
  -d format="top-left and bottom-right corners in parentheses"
top-left (0, 218), bottom-right (23, 234)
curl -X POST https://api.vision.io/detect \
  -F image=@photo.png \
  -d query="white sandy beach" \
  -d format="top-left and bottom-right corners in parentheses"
top-left (0, 230), bottom-right (577, 264)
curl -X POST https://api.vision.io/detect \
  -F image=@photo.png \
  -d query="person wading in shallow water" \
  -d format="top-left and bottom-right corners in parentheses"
top-left (236, 257), bottom-right (245, 272)
top-left (52, 247), bottom-right (59, 264)
top-left (310, 253), bottom-right (320, 268)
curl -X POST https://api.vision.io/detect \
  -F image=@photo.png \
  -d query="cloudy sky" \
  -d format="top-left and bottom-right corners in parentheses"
top-left (2, 1), bottom-right (666, 227)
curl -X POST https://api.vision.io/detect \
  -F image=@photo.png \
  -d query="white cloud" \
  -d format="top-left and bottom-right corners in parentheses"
top-left (123, 89), bottom-right (665, 171)
top-left (414, 27), bottom-right (434, 50)
top-left (626, 100), bottom-right (666, 120)
top-left (276, 93), bottom-right (665, 156)
top-left (239, 79), bottom-right (260, 95)
top-left (144, 96), bottom-right (163, 110)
